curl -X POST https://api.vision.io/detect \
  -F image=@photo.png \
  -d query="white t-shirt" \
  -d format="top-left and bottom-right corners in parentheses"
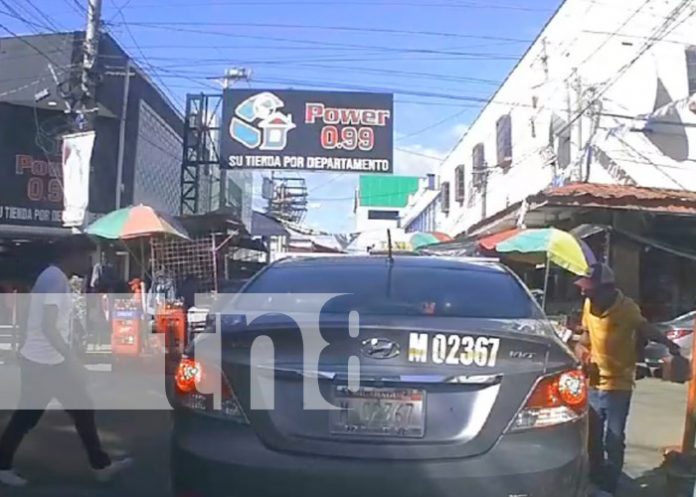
top-left (20, 265), bottom-right (72, 365)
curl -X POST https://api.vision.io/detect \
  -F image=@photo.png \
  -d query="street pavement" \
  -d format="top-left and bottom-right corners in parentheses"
top-left (619, 378), bottom-right (688, 497)
top-left (0, 373), bottom-right (689, 497)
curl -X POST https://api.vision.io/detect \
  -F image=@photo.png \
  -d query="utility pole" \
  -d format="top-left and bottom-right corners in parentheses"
top-left (107, 58), bottom-right (135, 209)
top-left (80, 0), bottom-right (103, 131)
top-left (573, 68), bottom-right (584, 182)
top-left (219, 68), bottom-right (251, 208)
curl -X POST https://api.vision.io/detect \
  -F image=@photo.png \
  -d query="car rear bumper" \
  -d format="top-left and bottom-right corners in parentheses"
top-left (171, 412), bottom-right (588, 497)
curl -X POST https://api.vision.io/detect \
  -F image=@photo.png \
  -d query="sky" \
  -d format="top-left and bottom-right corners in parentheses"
top-left (1, 0), bottom-right (560, 233)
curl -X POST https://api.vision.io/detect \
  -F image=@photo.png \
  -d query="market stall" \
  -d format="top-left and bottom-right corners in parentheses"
top-left (86, 204), bottom-right (191, 368)
top-left (150, 208), bottom-right (267, 343)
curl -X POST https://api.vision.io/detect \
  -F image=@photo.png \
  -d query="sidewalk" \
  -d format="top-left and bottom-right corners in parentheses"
top-left (619, 379), bottom-right (688, 496)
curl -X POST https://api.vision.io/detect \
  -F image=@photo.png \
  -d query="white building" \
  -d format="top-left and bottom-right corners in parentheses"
top-left (354, 175), bottom-right (422, 233)
top-left (429, 0), bottom-right (696, 237)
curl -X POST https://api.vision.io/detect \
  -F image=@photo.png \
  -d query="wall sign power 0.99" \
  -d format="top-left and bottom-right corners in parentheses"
top-left (320, 126), bottom-right (375, 151)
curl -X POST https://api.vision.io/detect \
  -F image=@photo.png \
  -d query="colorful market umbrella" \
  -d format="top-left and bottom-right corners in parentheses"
top-left (478, 228), bottom-right (521, 251)
top-left (495, 228), bottom-right (596, 276)
top-left (409, 231), bottom-right (453, 249)
top-left (86, 204), bottom-right (190, 240)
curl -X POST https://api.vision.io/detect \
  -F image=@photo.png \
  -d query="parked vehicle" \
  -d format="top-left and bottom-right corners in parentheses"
top-left (644, 310), bottom-right (695, 370)
top-left (171, 255), bottom-right (588, 497)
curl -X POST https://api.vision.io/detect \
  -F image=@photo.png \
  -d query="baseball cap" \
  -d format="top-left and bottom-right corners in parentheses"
top-left (574, 263), bottom-right (615, 291)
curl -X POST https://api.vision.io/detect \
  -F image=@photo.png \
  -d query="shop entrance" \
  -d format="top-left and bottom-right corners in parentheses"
top-left (0, 239), bottom-right (59, 356)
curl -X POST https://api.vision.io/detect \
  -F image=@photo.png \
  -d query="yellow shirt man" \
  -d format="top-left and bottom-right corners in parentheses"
top-left (575, 263), bottom-right (679, 496)
top-left (581, 291), bottom-right (646, 391)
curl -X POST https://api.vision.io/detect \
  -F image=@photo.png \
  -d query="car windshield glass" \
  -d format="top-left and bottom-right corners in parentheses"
top-left (241, 263), bottom-right (540, 319)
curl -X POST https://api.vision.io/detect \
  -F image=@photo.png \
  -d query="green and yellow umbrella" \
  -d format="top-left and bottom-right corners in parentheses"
top-left (495, 228), bottom-right (596, 276)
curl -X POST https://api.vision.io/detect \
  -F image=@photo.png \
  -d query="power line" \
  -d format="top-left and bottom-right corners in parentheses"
top-left (559, 0), bottom-right (696, 137)
top-left (120, 20), bottom-right (533, 44)
top-left (126, 62), bottom-right (581, 115)
top-left (0, 21), bottom-right (67, 67)
top-left (152, 69), bottom-right (496, 98)
top-left (397, 109), bottom-right (470, 142)
top-left (147, 58), bottom-right (503, 87)
top-left (582, 29), bottom-right (696, 46)
top-left (123, 0), bottom-right (551, 12)
top-left (573, 0), bottom-right (653, 72)
top-left (115, 22), bottom-right (526, 58)
top-left (113, 11), bottom-right (183, 112)
top-left (120, 39), bottom-right (524, 51)
top-left (147, 53), bottom-right (515, 67)
top-left (63, 0), bottom-right (87, 16)
top-left (19, 0), bottom-right (65, 33)
top-left (0, 3), bottom-right (51, 33)
top-left (436, 0), bottom-right (694, 180)
top-left (106, 0), bottom-right (134, 24)
top-left (395, 147), bottom-right (446, 161)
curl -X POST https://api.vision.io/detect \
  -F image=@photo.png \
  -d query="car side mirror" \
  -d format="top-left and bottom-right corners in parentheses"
top-left (530, 290), bottom-right (544, 306)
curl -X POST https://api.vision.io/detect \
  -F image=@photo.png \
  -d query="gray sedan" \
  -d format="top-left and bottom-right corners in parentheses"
top-left (170, 255), bottom-right (588, 497)
top-left (644, 311), bottom-right (695, 369)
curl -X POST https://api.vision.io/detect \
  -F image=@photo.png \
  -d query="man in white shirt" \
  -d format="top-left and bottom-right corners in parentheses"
top-left (0, 235), bottom-right (131, 487)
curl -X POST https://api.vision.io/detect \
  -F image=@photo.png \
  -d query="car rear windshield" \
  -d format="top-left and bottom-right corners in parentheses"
top-left (242, 264), bottom-right (539, 319)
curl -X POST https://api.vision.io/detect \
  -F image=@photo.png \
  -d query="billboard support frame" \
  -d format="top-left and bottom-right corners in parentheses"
top-left (180, 93), bottom-right (224, 216)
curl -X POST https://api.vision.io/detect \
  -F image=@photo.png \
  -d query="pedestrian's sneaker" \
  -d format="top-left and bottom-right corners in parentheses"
top-left (93, 457), bottom-right (134, 483)
top-left (0, 469), bottom-right (28, 487)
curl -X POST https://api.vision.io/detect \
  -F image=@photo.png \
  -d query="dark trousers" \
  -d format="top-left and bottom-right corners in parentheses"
top-left (0, 358), bottom-right (110, 470)
top-left (588, 389), bottom-right (632, 493)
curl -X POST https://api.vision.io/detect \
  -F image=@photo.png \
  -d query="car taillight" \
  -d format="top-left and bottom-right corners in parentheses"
top-left (509, 369), bottom-right (587, 432)
top-left (667, 328), bottom-right (692, 340)
top-left (174, 356), bottom-right (249, 425)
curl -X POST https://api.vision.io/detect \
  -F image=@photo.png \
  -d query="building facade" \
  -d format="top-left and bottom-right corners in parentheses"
top-left (433, 0), bottom-right (696, 237)
top-left (0, 31), bottom-right (183, 230)
top-left (354, 175), bottom-right (421, 233)
top-left (400, 174), bottom-right (440, 233)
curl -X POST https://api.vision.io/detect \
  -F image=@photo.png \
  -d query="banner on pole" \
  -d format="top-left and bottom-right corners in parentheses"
top-left (62, 131), bottom-right (95, 228)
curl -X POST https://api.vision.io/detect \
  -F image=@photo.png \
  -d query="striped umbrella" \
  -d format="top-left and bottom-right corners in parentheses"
top-left (495, 228), bottom-right (596, 276)
top-left (86, 205), bottom-right (190, 240)
top-left (410, 231), bottom-right (453, 249)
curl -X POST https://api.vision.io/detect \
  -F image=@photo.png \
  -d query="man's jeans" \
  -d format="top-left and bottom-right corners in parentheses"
top-left (588, 389), bottom-right (632, 493)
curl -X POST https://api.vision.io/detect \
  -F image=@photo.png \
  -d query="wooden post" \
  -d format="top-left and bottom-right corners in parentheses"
top-left (681, 315), bottom-right (696, 454)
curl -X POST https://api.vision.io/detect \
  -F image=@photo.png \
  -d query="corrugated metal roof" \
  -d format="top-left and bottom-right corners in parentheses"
top-left (537, 182), bottom-right (696, 214)
top-left (251, 211), bottom-right (289, 237)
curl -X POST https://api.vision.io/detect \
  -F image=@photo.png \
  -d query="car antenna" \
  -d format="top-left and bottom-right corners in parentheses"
top-left (386, 229), bottom-right (394, 264)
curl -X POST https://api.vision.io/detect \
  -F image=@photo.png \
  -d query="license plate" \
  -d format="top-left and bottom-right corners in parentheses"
top-left (329, 386), bottom-right (426, 438)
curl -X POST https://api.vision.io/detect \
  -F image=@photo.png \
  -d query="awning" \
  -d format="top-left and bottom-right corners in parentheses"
top-left (236, 237), bottom-right (268, 252)
top-left (177, 207), bottom-right (247, 237)
top-left (612, 227), bottom-right (696, 262)
top-left (570, 224), bottom-right (608, 239)
top-left (418, 238), bottom-right (480, 257)
top-left (0, 224), bottom-right (74, 239)
top-left (251, 211), bottom-right (289, 237)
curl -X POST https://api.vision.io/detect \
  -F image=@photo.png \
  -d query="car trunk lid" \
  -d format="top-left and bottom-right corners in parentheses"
top-left (219, 315), bottom-right (553, 460)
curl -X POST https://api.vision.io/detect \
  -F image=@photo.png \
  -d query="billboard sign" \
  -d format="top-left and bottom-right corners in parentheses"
top-left (0, 104), bottom-right (64, 226)
top-left (221, 90), bottom-right (393, 173)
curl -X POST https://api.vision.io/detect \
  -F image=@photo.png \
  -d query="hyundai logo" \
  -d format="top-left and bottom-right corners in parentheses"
top-left (361, 338), bottom-right (400, 360)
